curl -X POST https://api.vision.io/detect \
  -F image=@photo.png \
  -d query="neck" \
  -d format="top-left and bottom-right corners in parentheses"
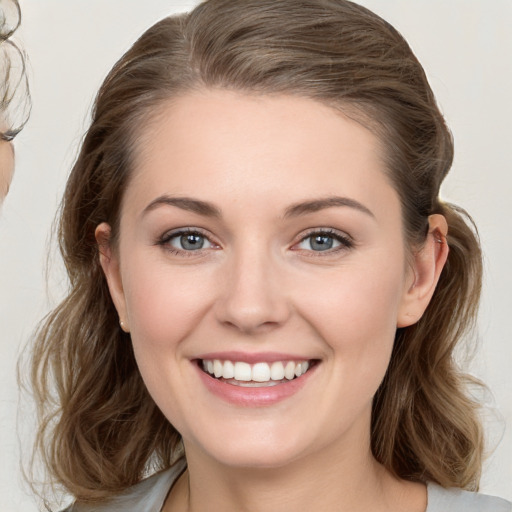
top-left (165, 426), bottom-right (426, 512)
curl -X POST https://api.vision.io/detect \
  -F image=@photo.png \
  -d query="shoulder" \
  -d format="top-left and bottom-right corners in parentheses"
top-left (62, 459), bottom-right (186, 512)
top-left (427, 482), bottom-right (512, 512)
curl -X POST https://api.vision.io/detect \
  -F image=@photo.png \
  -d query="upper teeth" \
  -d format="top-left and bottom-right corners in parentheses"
top-left (202, 359), bottom-right (310, 382)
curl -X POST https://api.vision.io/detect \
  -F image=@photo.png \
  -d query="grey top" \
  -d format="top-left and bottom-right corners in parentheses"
top-left (426, 483), bottom-right (511, 512)
top-left (65, 459), bottom-right (511, 512)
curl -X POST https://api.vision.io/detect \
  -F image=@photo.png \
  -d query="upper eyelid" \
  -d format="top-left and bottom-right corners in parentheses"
top-left (295, 227), bottom-right (353, 242)
top-left (160, 226), bottom-right (213, 241)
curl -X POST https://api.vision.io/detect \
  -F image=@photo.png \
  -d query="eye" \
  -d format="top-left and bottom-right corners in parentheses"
top-left (294, 229), bottom-right (353, 253)
top-left (159, 229), bottom-right (216, 253)
top-left (171, 232), bottom-right (210, 251)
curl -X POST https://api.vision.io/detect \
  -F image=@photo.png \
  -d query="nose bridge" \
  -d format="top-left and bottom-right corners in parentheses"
top-left (215, 237), bottom-right (289, 332)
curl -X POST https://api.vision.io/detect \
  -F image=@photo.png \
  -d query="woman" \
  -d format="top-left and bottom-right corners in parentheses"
top-left (0, 0), bottom-right (30, 201)
top-left (30, 0), bottom-right (511, 510)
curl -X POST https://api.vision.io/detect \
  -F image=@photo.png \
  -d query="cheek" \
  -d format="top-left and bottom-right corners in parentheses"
top-left (122, 255), bottom-right (216, 355)
top-left (0, 142), bottom-right (14, 190)
top-left (294, 256), bottom-right (405, 379)
top-left (0, 164), bottom-right (13, 199)
top-left (301, 261), bottom-right (404, 332)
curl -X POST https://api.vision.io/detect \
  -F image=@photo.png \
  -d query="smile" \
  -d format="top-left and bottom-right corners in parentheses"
top-left (200, 359), bottom-right (312, 387)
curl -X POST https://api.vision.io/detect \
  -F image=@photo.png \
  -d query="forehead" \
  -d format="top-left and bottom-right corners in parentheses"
top-left (124, 90), bottom-right (399, 219)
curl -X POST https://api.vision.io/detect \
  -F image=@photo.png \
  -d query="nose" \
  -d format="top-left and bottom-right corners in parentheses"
top-left (214, 246), bottom-right (291, 334)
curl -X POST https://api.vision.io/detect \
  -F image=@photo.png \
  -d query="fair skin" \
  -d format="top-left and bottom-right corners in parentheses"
top-left (97, 90), bottom-right (448, 512)
top-left (0, 138), bottom-right (14, 201)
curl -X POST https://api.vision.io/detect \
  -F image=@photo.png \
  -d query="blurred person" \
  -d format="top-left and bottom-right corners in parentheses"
top-left (0, 0), bottom-right (30, 202)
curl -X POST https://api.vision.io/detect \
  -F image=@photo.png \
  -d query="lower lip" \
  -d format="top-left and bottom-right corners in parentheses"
top-left (195, 362), bottom-right (317, 407)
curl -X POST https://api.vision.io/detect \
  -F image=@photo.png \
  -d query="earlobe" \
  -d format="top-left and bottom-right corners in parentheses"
top-left (95, 223), bottom-right (130, 331)
top-left (397, 214), bottom-right (449, 328)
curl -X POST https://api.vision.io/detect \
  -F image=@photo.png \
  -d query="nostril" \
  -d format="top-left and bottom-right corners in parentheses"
top-left (215, 296), bottom-right (291, 333)
top-left (220, 318), bottom-right (282, 335)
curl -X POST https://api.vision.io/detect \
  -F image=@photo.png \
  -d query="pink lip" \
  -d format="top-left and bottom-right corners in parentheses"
top-left (194, 359), bottom-right (318, 407)
top-left (195, 351), bottom-right (313, 364)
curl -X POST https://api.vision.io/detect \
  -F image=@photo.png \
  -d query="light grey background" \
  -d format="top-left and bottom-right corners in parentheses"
top-left (1, 1), bottom-right (510, 510)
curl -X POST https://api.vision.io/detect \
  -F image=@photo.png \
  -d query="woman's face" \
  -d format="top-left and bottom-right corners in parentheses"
top-left (99, 90), bottom-right (440, 469)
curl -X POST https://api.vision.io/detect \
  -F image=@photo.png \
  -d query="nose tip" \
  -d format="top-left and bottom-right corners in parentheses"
top-left (221, 309), bottom-right (282, 334)
top-left (214, 256), bottom-right (290, 334)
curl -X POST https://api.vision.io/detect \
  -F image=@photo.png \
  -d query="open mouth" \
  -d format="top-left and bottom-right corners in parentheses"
top-left (198, 359), bottom-right (318, 387)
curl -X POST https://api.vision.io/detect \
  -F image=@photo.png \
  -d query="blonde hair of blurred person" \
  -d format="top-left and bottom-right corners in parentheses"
top-left (0, 0), bottom-right (30, 202)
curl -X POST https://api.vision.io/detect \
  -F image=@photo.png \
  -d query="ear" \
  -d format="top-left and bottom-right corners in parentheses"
top-left (397, 214), bottom-right (449, 328)
top-left (95, 222), bottom-right (130, 332)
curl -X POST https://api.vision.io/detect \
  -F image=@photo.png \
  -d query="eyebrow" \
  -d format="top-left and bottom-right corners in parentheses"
top-left (142, 195), bottom-right (221, 218)
top-left (142, 194), bottom-right (374, 220)
top-left (284, 196), bottom-right (375, 219)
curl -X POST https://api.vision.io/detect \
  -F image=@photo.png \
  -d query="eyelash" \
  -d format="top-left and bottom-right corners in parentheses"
top-left (157, 228), bottom-right (218, 257)
top-left (292, 228), bottom-right (354, 255)
top-left (156, 227), bottom-right (354, 256)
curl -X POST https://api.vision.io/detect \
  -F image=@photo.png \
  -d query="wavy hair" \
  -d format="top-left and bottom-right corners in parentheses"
top-left (29, 0), bottom-right (483, 504)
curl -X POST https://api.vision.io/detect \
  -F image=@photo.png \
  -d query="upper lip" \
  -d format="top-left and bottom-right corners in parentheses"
top-left (194, 351), bottom-right (317, 364)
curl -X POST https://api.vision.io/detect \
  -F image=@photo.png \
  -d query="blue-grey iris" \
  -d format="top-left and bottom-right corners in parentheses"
top-left (181, 234), bottom-right (204, 250)
top-left (310, 235), bottom-right (333, 251)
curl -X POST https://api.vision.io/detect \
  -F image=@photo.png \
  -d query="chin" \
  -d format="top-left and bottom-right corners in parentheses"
top-left (184, 420), bottom-right (317, 470)
top-left (206, 444), bottom-right (303, 469)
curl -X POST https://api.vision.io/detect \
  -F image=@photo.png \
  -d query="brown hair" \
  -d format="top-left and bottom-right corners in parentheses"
top-left (0, 0), bottom-right (30, 141)
top-left (29, 0), bottom-right (483, 504)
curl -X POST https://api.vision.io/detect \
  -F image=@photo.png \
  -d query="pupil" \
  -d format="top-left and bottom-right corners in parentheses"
top-left (311, 235), bottom-right (333, 251)
top-left (181, 234), bottom-right (204, 250)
